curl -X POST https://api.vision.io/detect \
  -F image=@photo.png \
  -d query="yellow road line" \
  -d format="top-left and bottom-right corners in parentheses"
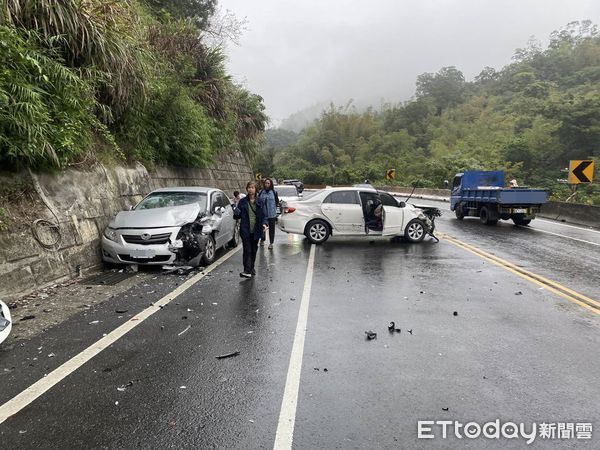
top-left (437, 232), bottom-right (600, 316)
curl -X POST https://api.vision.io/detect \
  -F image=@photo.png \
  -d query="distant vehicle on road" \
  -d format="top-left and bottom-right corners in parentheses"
top-left (278, 186), bottom-right (439, 244)
top-left (102, 187), bottom-right (239, 267)
top-left (450, 171), bottom-right (548, 225)
top-left (282, 179), bottom-right (304, 193)
top-left (0, 300), bottom-right (12, 345)
top-left (274, 184), bottom-right (301, 216)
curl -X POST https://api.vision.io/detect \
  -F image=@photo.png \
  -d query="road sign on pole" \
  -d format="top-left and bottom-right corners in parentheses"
top-left (255, 173), bottom-right (262, 181)
top-left (568, 160), bottom-right (594, 184)
top-left (385, 168), bottom-right (396, 180)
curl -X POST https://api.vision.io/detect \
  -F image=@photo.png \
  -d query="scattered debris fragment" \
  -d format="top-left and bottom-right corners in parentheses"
top-left (515, 291), bottom-right (523, 295)
top-left (407, 329), bottom-right (413, 335)
top-left (178, 325), bottom-right (191, 336)
top-left (179, 386), bottom-right (186, 389)
top-left (388, 321), bottom-right (395, 332)
top-left (442, 407), bottom-right (449, 411)
top-left (365, 330), bottom-right (377, 340)
top-left (20, 315), bottom-right (36, 321)
top-left (48, 353), bottom-right (55, 358)
top-left (216, 351), bottom-right (240, 359)
top-left (89, 320), bottom-right (100, 325)
top-left (323, 368), bottom-right (328, 372)
top-left (116, 309), bottom-right (128, 314)
top-left (453, 311), bottom-right (458, 316)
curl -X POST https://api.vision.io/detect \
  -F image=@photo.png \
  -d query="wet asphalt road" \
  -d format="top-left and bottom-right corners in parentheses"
top-left (1, 206), bottom-right (599, 449)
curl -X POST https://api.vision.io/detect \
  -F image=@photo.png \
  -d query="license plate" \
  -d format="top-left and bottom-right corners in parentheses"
top-left (130, 248), bottom-right (155, 259)
top-left (513, 208), bottom-right (527, 213)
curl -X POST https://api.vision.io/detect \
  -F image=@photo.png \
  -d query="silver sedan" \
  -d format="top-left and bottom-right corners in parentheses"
top-left (102, 187), bottom-right (239, 266)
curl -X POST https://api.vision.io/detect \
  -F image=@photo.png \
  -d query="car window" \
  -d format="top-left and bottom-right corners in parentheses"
top-left (136, 192), bottom-right (207, 210)
top-left (275, 186), bottom-right (298, 196)
top-left (324, 191), bottom-right (359, 204)
top-left (217, 192), bottom-right (229, 207)
top-left (379, 192), bottom-right (399, 207)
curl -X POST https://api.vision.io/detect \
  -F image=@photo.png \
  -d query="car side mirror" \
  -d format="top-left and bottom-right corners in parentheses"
top-left (398, 201), bottom-right (406, 208)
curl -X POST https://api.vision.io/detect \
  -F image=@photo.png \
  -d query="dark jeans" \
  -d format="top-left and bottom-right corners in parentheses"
top-left (261, 217), bottom-right (277, 244)
top-left (241, 235), bottom-right (259, 273)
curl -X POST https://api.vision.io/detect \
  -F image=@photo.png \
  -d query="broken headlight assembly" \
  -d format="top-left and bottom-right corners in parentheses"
top-left (173, 222), bottom-right (207, 264)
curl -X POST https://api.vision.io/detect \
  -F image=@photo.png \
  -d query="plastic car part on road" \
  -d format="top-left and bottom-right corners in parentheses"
top-left (0, 300), bottom-right (12, 344)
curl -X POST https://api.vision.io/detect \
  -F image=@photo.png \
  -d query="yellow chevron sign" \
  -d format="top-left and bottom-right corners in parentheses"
top-left (255, 173), bottom-right (262, 181)
top-left (568, 160), bottom-right (594, 184)
top-left (385, 168), bottom-right (396, 180)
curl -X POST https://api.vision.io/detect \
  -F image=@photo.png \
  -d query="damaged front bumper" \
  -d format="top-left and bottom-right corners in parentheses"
top-left (101, 225), bottom-right (210, 266)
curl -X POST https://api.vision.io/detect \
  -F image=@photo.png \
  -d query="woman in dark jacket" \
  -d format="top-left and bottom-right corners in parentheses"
top-left (234, 181), bottom-right (267, 278)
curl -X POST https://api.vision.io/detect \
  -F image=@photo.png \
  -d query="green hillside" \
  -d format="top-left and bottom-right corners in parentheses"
top-left (0, 0), bottom-right (268, 170)
top-left (263, 21), bottom-right (600, 204)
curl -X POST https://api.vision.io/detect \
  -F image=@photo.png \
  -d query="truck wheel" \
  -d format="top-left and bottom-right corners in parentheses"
top-left (405, 219), bottom-right (426, 243)
top-left (480, 207), bottom-right (498, 225)
top-left (305, 219), bottom-right (330, 244)
top-left (512, 214), bottom-right (531, 226)
top-left (455, 205), bottom-right (465, 220)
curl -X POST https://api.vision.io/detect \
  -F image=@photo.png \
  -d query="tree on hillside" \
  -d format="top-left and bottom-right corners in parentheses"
top-left (146, 0), bottom-right (217, 27)
top-left (416, 66), bottom-right (466, 115)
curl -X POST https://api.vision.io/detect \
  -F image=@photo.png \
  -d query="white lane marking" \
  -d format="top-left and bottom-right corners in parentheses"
top-left (527, 227), bottom-right (600, 247)
top-left (536, 218), bottom-right (600, 234)
top-left (0, 246), bottom-right (241, 424)
top-left (274, 244), bottom-right (316, 450)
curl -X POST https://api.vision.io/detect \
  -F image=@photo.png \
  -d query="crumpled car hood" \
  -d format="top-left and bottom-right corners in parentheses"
top-left (110, 203), bottom-right (203, 228)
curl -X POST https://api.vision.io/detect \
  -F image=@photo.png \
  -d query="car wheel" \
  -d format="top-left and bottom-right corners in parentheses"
top-left (229, 222), bottom-right (240, 247)
top-left (405, 219), bottom-right (426, 243)
top-left (455, 205), bottom-right (465, 220)
top-left (479, 206), bottom-right (498, 225)
top-left (202, 235), bottom-right (216, 265)
top-left (305, 219), bottom-right (330, 244)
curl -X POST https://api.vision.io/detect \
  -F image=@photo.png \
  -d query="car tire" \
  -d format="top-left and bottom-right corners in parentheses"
top-left (228, 222), bottom-right (240, 247)
top-left (305, 219), bottom-right (330, 244)
top-left (405, 219), bottom-right (426, 243)
top-left (479, 206), bottom-right (498, 225)
top-left (455, 205), bottom-right (465, 220)
top-left (202, 235), bottom-right (217, 265)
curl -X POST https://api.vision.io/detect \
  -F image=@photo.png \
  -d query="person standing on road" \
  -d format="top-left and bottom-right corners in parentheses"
top-left (258, 177), bottom-right (279, 249)
top-left (234, 181), bottom-right (267, 278)
top-left (232, 190), bottom-right (245, 207)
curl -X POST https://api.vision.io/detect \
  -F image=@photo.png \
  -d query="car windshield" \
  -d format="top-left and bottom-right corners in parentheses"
top-left (135, 192), bottom-right (207, 210)
top-left (275, 186), bottom-right (298, 196)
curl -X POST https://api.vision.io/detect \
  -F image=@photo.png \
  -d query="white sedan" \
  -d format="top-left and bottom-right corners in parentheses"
top-left (277, 186), bottom-right (439, 244)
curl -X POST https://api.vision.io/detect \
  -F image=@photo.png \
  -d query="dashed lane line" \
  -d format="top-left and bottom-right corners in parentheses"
top-left (274, 244), bottom-right (316, 450)
top-left (0, 246), bottom-right (241, 424)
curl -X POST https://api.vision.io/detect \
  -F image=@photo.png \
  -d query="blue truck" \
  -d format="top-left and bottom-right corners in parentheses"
top-left (450, 171), bottom-right (548, 225)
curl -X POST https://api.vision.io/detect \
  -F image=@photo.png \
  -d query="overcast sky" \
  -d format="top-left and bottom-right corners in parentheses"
top-left (218, 0), bottom-right (600, 123)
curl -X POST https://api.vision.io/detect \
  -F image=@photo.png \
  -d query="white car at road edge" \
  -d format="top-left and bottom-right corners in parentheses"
top-left (277, 186), bottom-right (439, 244)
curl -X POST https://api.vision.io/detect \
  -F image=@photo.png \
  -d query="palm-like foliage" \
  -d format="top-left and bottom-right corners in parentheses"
top-left (1, 0), bottom-right (147, 119)
top-left (0, 26), bottom-right (101, 168)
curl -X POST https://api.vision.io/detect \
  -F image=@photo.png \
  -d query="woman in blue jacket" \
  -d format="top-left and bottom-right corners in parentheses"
top-left (258, 177), bottom-right (279, 249)
top-left (234, 181), bottom-right (267, 278)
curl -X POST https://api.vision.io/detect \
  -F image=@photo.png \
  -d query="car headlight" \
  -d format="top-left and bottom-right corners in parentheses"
top-left (104, 227), bottom-right (118, 242)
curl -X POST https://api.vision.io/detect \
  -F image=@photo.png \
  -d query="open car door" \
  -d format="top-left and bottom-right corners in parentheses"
top-left (380, 192), bottom-right (405, 236)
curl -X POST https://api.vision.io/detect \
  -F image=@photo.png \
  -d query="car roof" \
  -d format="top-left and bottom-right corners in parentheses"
top-left (151, 187), bottom-right (217, 194)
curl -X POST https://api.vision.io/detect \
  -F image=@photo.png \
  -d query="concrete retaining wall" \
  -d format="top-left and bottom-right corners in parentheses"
top-left (0, 150), bottom-right (253, 301)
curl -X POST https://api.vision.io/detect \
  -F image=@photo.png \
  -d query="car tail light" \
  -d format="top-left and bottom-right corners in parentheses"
top-left (284, 207), bottom-right (296, 213)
